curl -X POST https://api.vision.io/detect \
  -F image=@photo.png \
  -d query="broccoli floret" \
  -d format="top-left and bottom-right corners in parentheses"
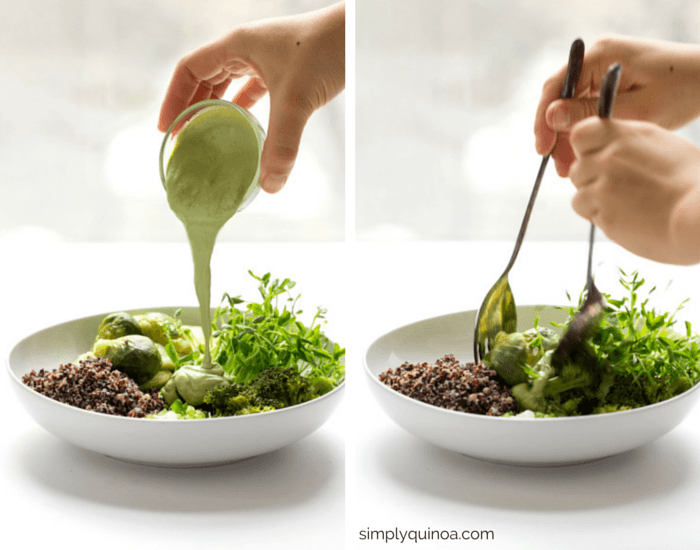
top-left (303, 376), bottom-right (337, 400)
top-left (601, 372), bottom-right (693, 412)
top-left (251, 368), bottom-right (311, 408)
top-left (203, 383), bottom-right (271, 417)
top-left (201, 368), bottom-right (326, 417)
top-left (511, 344), bottom-right (615, 416)
top-left (601, 373), bottom-right (646, 410)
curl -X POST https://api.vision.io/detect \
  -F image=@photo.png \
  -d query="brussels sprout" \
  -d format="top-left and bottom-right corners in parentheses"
top-left (93, 335), bottom-right (162, 385)
top-left (161, 363), bottom-right (229, 406)
top-left (139, 370), bottom-right (172, 392)
top-left (97, 312), bottom-right (142, 340)
top-left (135, 312), bottom-right (182, 346)
top-left (484, 328), bottom-right (560, 386)
top-left (484, 332), bottom-right (532, 386)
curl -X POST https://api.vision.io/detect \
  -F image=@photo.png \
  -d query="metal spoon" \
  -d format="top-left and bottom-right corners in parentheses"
top-left (473, 38), bottom-right (585, 363)
top-left (551, 63), bottom-right (622, 368)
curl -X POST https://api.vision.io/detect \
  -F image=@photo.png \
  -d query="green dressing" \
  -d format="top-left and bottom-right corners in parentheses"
top-left (163, 103), bottom-right (262, 370)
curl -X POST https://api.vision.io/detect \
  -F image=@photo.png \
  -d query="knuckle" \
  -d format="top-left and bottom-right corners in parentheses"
top-left (598, 142), bottom-right (620, 167)
top-left (569, 118), bottom-right (595, 144)
top-left (594, 35), bottom-right (620, 51)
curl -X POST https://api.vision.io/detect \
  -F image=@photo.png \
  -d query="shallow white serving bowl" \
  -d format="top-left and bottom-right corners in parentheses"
top-left (364, 305), bottom-right (700, 466)
top-left (8, 307), bottom-right (344, 467)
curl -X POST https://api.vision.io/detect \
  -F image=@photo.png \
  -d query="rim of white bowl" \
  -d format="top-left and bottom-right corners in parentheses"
top-left (363, 305), bottom-right (700, 422)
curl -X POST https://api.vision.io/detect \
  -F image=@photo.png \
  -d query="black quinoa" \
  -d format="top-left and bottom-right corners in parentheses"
top-left (22, 357), bottom-right (165, 418)
top-left (379, 354), bottom-right (518, 416)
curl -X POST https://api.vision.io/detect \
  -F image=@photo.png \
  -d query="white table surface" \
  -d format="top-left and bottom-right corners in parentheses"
top-left (349, 240), bottom-right (700, 550)
top-left (5, 240), bottom-right (700, 550)
top-left (0, 242), bottom-right (347, 549)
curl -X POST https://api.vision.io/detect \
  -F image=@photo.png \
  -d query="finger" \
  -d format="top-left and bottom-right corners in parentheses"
top-left (547, 89), bottom-right (659, 135)
top-left (546, 97), bottom-right (599, 132)
top-left (535, 41), bottom-right (621, 154)
top-left (169, 82), bottom-right (214, 135)
top-left (534, 65), bottom-right (569, 155)
top-left (568, 158), bottom-right (599, 190)
top-left (571, 185), bottom-right (599, 222)
top-left (158, 40), bottom-right (239, 131)
top-left (260, 94), bottom-right (312, 193)
top-left (551, 137), bottom-right (576, 177)
top-left (190, 81), bottom-right (214, 104)
top-left (233, 77), bottom-right (269, 110)
top-left (569, 117), bottom-right (618, 156)
top-left (212, 77), bottom-right (233, 100)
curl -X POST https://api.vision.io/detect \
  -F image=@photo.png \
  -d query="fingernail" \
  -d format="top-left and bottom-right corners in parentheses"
top-left (262, 173), bottom-right (287, 193)
top-left (552, 108), bottom-right (570, 130)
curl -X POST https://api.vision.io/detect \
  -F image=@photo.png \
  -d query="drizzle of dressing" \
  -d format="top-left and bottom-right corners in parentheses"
top-left (163, 105), bottom-right (261, 368)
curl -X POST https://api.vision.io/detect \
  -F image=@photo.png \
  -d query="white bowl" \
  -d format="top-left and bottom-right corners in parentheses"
top-left (364, 305), bottom-right (700, 466)
top-left (8, 307), bottom-right (344, 467)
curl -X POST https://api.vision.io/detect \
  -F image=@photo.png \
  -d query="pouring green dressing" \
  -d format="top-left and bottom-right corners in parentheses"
top-left (160, 100), bottom-right (264, 373)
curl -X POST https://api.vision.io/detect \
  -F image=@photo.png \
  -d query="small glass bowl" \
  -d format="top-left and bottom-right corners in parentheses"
top-left (159, 99), bottom-right (266, 213)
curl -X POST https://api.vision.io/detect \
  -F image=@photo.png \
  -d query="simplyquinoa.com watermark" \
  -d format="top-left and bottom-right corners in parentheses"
top-left (358, 528), bottom-right (495, 543)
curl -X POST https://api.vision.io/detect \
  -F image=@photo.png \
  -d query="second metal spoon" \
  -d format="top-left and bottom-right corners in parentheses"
top-left (551, 63), bottom-right (622, 368)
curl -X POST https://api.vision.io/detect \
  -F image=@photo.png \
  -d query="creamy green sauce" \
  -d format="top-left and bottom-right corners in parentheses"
top-left (163, 105), bottom-right (261, 368)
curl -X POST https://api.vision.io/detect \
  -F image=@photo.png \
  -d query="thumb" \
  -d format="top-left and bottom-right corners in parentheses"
top-left (545, 98), bottom-right (599, 131)
top-left (260, 94), bottom-right (312, 193)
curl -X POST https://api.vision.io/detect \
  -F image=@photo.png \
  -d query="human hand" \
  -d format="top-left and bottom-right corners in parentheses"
top-left (535, 36), bottom-right (700, 177)
top-left (568, 117), bottom-right (700, 265)
top-left (158, 2), bottom-right (345, 193)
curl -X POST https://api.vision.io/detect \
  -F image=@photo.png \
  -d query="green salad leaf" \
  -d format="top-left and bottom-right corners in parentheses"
top-left (558, 269), bottom-right (700, 391)
top-left (210, 271), bottom-right (345, 387)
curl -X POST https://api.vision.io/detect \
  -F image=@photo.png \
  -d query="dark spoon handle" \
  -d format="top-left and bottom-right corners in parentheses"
top-left (561, 38), bottom-right (585, 100)
top-left (501, 38), bottom-right (585, 276)
top-left (598, 64), bottom-right (621, 119)
top-left (586, 64), bottom-right (622, 289)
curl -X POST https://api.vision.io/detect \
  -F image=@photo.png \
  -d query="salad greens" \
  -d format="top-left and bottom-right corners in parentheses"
top-left (150, 399), bottom-right (208, 420)
top-left (211, 271), bottom-right (345, 387)
top-left (484, 270), bottom-right (700, 416)
top-left (87, 271), bottom-right (344, 419)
